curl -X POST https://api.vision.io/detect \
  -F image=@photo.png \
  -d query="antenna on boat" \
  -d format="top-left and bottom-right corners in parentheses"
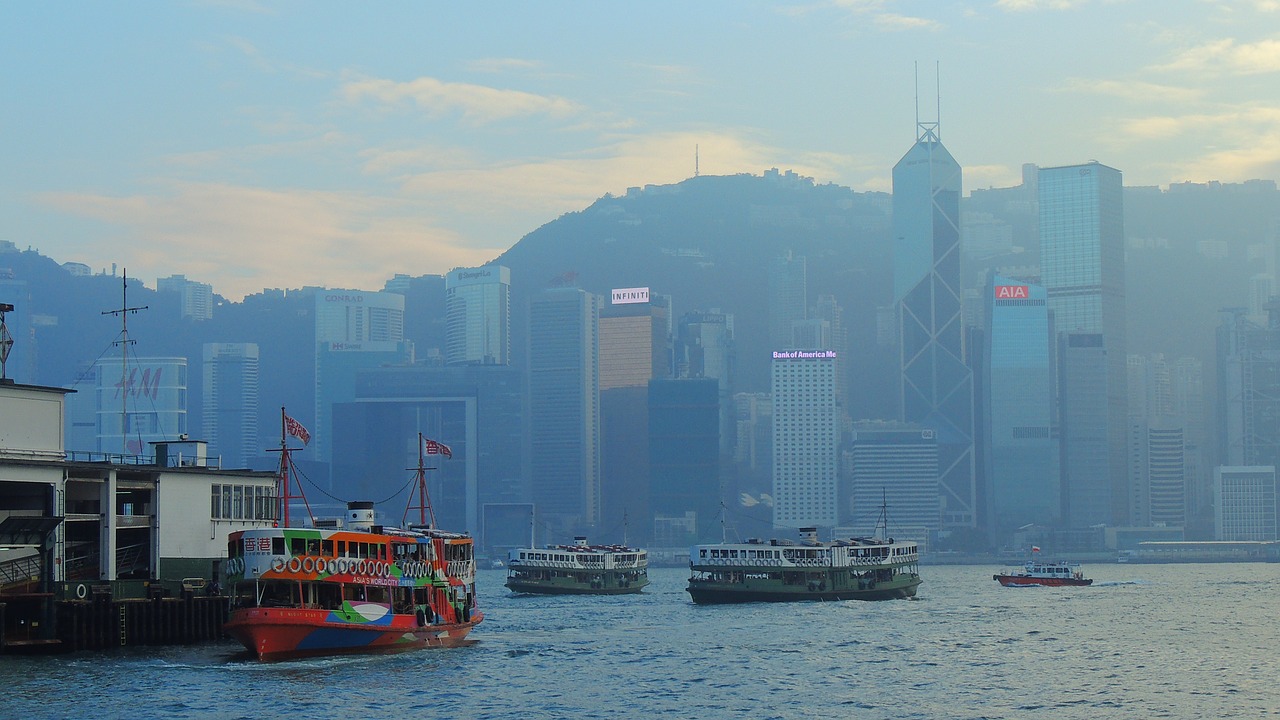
top-left (876, 488), bottom-right (890, 541)
top-left (403, 432), bottom-right (438, 528)
top-left (101, 269), bottom-right (148, 455)
top-left (270, 406), bottom-right (315, 528)
top-left (720, 501), bottom-right (727, 544)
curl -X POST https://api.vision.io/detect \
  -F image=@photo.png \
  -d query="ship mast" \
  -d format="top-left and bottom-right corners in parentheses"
top-left (403, 432), bottom-right (437, 528)
top-left (271, 406), bottom-right (314, 528)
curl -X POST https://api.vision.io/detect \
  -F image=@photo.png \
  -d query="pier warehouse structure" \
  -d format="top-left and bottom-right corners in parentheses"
top-left (0, 379), bottom-right (276, 653)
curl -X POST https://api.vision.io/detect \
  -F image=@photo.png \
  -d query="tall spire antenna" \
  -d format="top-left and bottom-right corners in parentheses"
top-left (914, 61), bottom-right (940, 144)
top-left (695, 144), bottom-right (700, 178)
top-left (936, 60), bottom-right (942, 142)
top-left (913, 61), bottom-right (920, 132)
top-left (102, 269), bottom-right (148, 455)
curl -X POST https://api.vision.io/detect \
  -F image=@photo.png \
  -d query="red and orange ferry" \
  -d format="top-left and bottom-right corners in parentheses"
top-left (223, 414), bottom-right (479, 661)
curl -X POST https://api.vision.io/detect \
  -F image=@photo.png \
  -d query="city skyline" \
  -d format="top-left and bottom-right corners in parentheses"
top-left (6, 2), bottom-right (1280, 300)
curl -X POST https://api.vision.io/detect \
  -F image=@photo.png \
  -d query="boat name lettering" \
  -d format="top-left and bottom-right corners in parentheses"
top-left (243, 537), bottom-right (271, 553)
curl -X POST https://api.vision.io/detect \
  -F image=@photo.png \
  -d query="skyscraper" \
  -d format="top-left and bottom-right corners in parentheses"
top-left (1040, 161), bottom-right (1127, 527)
top-left (771, 349), bottom-right (839, 528)
top-left (598, 288), bottom-right (671, 541)
top-left (982, 275), bottom-right (1058, 535)
top-left (676, 309), bottom-right (735, 450)
top-left (527, 288), bottom-right (601, 535)
top-left (157, 274), bottom-right (214, 321)
top-left (202, 343), bottom-right (259, 469)
top-left (892, 114), bottom-right (975, 528)
top-left (314, 290), bottom-right (408, 465)
top-left (848, 421), bottom-right (939, 545)
top-left (768, 251), bottom-right (807, 349)
top-left (444, 264), bottom-right (510, 366)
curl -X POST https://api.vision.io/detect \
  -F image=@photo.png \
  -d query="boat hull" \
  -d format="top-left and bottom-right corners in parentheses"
top-left (687, 575), bottom-right (921, 604)
top-left (224, 607), bottom-right (482, 662)
top-left (994, 574), bottom-right (1093, 587)
top-left (505, 578), bottom-right (649, 595)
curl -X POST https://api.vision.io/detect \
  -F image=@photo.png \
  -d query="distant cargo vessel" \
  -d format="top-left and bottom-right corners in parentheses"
top-left (686, 525), bottom-right (922, 604)
top-left (505, 537), bottom-right (649, 595)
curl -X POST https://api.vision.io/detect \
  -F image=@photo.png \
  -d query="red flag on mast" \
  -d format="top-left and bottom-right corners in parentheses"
top-left (284, 413), bottom-right (311, 445)
top-left (423, 436), bottom-right (452, 459)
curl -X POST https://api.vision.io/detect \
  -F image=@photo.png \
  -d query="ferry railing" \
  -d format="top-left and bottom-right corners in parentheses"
top-left (0, 553), bottom-right (42, 590)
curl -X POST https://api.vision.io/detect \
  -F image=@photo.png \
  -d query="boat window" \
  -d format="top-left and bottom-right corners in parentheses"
top-left (272, 537), bottom-right (285, 555)
top-left (322, 540), bottom-right (334, 557)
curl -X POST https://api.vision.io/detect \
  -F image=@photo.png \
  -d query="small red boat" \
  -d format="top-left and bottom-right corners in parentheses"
top-left (994, 559), bottom-right (1092, 587)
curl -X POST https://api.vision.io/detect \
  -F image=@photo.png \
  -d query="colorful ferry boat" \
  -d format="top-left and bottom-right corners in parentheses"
top-left (505, 537), bottom-right (649, 595)
top-left (223, 420), bottom-right (480, 661)
top-left (993, 559), bottom-right (1092, 587)
top-left (687, 526), bottom-right (922, 604)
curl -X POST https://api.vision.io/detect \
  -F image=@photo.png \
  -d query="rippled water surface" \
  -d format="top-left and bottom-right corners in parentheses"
top-left (8, 563), bottom-right (1278, 719)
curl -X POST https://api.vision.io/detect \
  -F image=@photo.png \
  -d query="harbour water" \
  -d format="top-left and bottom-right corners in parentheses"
top-left (8, 562), bottom-right (1277, 719)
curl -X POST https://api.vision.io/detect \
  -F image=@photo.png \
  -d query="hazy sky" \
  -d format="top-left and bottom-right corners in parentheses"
top-left (4, 1), bottom-right (1279, 300)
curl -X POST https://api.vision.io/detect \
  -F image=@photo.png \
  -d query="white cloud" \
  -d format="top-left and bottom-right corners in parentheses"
top-left (1118, 106), bottom-right (1280, 182)
top-left (1057, 77), bottom-right (1203, 104)
top-left (994, 0), bottom-right (1087, 10)
top-left (1157, 37), bottom-right (1280, 75)
top-left (341, 75), bottom-right (580, 123)
top-left (37, 183), bottom-right (500, 301)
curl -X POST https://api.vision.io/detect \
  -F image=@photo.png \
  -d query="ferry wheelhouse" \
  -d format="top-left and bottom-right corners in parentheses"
top-left (506, 536), bottom-right (649, 595)
top-left (687, 527), bottom-right (922, 604)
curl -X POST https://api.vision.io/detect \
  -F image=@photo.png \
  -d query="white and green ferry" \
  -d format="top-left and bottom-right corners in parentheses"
top-left (687, 526), bottom-right (921, 604)
top-left (505, 536), bottom-right (649, 595)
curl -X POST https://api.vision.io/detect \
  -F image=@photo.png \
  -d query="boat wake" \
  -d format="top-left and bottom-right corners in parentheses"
top-left (1092, 579), bottom-right (1146, 587)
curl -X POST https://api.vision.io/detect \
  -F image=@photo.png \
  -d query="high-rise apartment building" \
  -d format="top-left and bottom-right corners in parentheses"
top-left (444, 265), bottom-right (510, 366)
top-left (157, 274), bottom-right (213, 321)
top-left (202, 343), bottom-right (259, 469)
top-left (771, 350), bottom-right (839, 528)
top-left (527, 288), bottom-right (601, 535)
top-left (892, 116), bottom-right (975, 528)
top-left (982, 275), bottom-right (1058, 534)
top-left (1039, 162), bottom-right (1128, 527)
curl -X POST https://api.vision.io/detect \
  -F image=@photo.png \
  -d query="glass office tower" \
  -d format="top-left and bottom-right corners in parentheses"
top-left (892, 120), bottom-right (975, 528)
top-left (1039, 162), bottom-right (1128, 526)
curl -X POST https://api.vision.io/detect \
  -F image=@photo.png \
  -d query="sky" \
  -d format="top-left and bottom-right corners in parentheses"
top-left (4, 0), bottom-right (1280, 301)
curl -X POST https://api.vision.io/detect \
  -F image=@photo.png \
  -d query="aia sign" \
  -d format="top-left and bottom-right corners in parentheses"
top-left (994, 285), bottom-right (1029, 299)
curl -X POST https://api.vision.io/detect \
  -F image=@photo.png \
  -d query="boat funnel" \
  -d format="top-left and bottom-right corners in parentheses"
top-left (574, 536), bottom-right (589, 547)
top-left (346, 501), bottom-right (376, 532)
top-left (799, 527), bottom-right (819, 545)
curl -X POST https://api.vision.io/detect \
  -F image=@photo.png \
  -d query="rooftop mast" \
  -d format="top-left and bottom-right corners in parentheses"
top-left (101, 270), bottom-right (148, 455)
